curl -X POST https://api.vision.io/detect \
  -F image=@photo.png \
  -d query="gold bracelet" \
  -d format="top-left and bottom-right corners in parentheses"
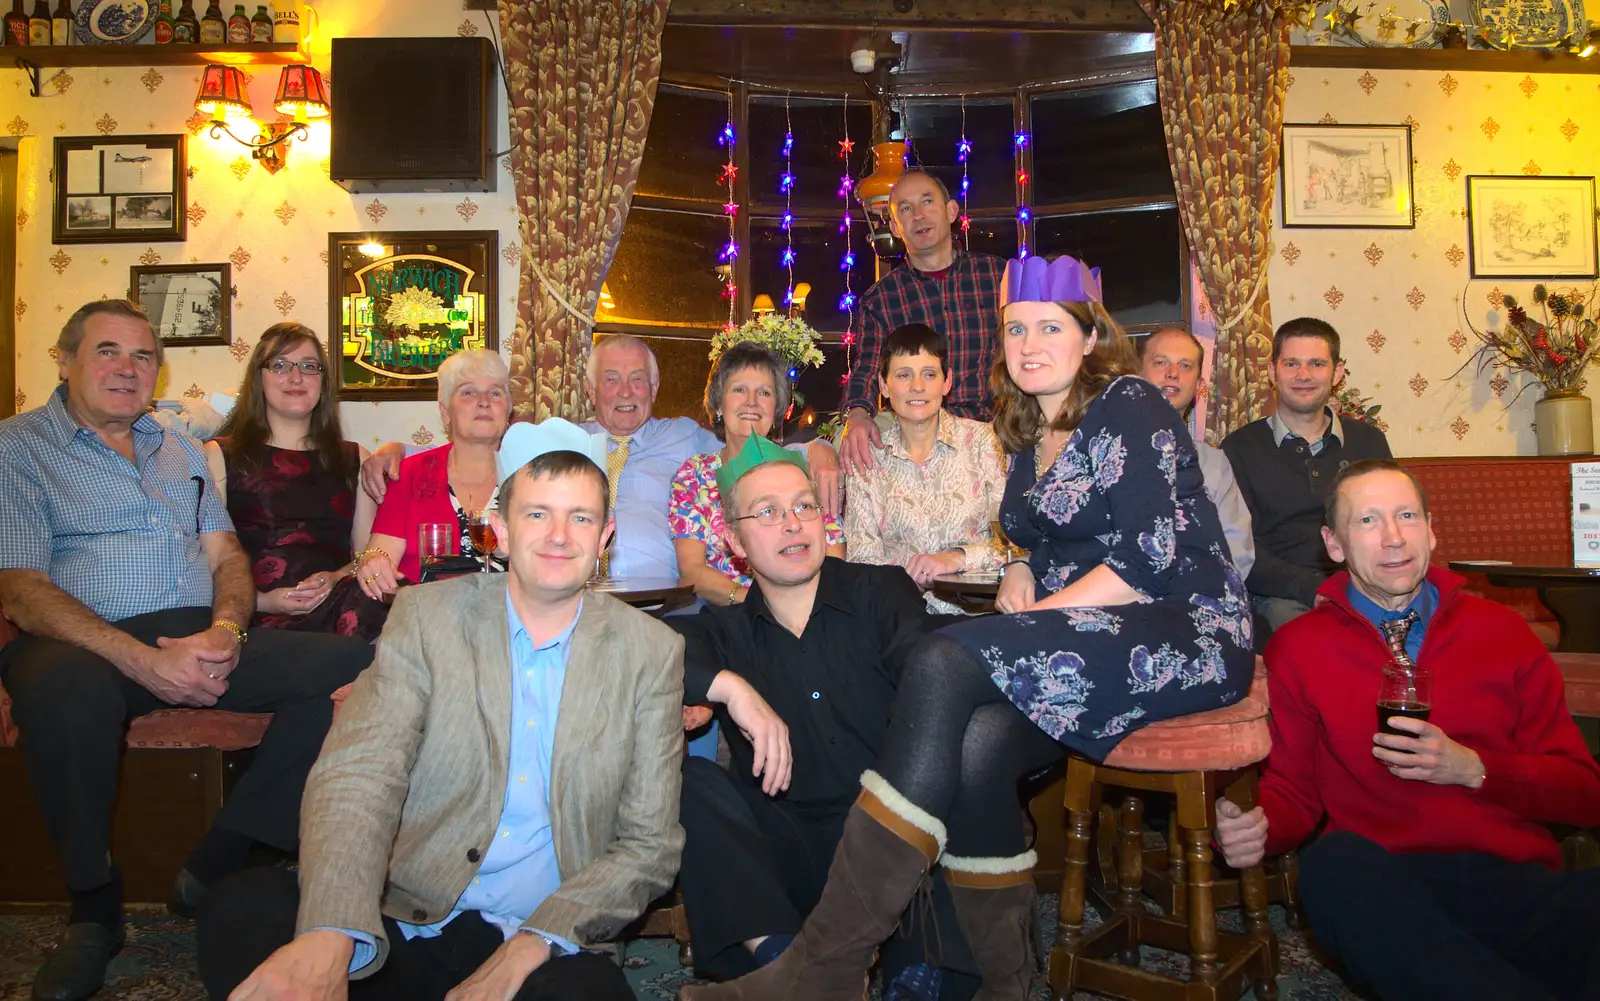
top-left (727, 584), bottom-right (740, 606)
top-left (352, 547), bottom-right (383, 570)
top-left (212, 618), bottom-right (247, 646)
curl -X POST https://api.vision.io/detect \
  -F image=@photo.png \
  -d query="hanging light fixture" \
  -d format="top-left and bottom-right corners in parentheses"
top-left (855, 141), bottom-right (909, 258)
top-left (196, 63), bottom-right (329, 175)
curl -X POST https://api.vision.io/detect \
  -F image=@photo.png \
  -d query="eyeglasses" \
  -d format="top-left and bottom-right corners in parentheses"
top-left (732, 501), bottom-right (823, 527)
top-left (263, 358), bottom-right (324, 376)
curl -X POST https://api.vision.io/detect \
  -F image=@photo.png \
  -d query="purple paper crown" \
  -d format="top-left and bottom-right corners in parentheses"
top-left (999, 255), bottom-right (1103, 308)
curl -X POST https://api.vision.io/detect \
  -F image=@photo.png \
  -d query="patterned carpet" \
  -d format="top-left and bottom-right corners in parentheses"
top-left (0, 897), bottom-right (1364, 1001)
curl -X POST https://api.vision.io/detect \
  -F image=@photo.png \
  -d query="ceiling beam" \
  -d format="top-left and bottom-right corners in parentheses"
top-left (667, 0), bottom-right (1153, 32)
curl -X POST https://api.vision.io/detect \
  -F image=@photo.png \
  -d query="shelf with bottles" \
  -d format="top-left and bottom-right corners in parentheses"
top-left (1, 41), bottom-right (301, 65)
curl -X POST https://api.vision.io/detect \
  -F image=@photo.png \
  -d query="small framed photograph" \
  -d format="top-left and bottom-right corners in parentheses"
top-left (1465, 175), bottom-right (1598, 279)
top-left (53, 134), bottom-right (186, 244)
top-left (130, 263), bottom-right (232, 347)
top-left (1280, 123), bottom-right (1415, 229)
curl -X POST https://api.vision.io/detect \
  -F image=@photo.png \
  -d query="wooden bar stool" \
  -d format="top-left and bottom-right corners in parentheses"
top-left (1049, 660), bottom-right (1278, 1001)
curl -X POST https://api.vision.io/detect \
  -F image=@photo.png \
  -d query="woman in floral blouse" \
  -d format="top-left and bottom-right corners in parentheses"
top-left (669, 341), bottom-right (844, 605)
top-left (845, 323), bottom-right (1007, 613)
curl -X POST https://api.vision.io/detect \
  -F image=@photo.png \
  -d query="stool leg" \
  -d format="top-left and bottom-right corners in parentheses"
top-left (1225, 770), bottom-right (1280, 1001)
top-left (1278, 850), bottom-right (1304, 929)
top-left (1182, 825), bottom-right (1219, 987)
top-left (1056, 761), bottom-right (1096, 957)
top-left (1114, 794), bottom-right (1145, 966)
top-left (1166, 812), bottom-right (1186, 918)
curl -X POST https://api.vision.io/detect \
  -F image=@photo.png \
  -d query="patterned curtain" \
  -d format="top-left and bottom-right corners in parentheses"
top-left (1141, 0), bottom-right (1291, 440)
top-left (500, 0), bottom-right (669, 421)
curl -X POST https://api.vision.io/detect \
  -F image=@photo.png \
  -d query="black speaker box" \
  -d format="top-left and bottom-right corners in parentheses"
top-left (330, 37), bottom-right (497, 193)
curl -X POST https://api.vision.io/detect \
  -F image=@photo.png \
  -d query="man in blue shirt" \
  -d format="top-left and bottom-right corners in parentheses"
top-left (199, 420), bottom-right (684, 1001)
top-left (0, 300), bottom-right (372, 1001)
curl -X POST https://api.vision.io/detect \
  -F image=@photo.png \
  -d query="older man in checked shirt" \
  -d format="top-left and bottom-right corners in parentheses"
top-left (840, 170), bottom-right (1006, 474)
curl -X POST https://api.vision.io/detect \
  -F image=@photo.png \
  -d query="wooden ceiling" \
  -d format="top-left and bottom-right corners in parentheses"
top-left (662, 0), bottom-right (1158, 96)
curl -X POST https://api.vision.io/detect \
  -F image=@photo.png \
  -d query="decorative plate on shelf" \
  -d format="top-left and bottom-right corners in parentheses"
top-left (1471, 0), bottom-right (1585, 48)
top-left (1351, 1), bottom-right (1453, 47)
top-left (74, 0), bottom-right (157, 44)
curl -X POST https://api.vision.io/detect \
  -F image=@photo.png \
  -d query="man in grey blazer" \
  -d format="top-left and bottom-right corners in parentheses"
top-left (196, 419), bottom-right (685, 1001)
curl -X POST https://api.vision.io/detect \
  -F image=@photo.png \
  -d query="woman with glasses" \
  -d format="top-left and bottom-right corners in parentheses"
top-left (669, 341), bottom-right (845, 605)
top-left (204, 323), bottom-right (389, 640)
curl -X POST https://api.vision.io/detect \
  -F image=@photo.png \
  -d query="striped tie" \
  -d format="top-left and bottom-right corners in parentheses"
top-left (1379, 610), bottom-right (1420, 667)
top-left (598, 435), bottom-right (630, 578)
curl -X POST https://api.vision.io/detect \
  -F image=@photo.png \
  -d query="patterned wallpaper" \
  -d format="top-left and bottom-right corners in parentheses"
top-left (1269, 64), bottom-right (1600, 457)
top-left (3, 0), bottom-right (519, 449)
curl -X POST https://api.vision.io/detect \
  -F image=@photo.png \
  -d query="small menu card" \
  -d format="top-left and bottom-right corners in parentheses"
top-left (1575, 461), bottom-right (1600, 567)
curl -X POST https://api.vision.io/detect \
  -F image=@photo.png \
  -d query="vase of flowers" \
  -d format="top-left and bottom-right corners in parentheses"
top-left (1462, 283), bottom-right (1599, 456)
top-left (709, 313), bottom-right (827, 426)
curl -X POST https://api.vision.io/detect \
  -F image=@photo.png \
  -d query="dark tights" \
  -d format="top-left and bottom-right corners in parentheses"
top-left (875, 634), bottom-right (1064, 858)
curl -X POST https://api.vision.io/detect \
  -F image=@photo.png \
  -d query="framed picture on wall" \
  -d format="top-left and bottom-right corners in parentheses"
top-left (52, 135), bottom-right (187, 244)
top-left (130, 263), bottom-right (232, 347)
top-left (1279, 123), bottom-right (1415, 228)
top-left (1465, 175), bottom-right (1598, 279)
top-left (328, 231), bottom-right (499, 400)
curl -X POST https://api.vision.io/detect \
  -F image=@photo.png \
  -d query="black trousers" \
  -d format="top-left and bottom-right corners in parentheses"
top-left (196, 866), bottom-right (633, 1001)
top-left (1299, 831), bottom-right (1600, 1001)
top-left (677, 757), bottom-right (978, 990)
top-left (0, 606), bottom-right (372, 893)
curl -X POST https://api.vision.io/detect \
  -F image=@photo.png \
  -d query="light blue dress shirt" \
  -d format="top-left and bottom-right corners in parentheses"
top-left (581, 416), bottom-right (720, 581)
top-left (338, 590), bottom-right (581, 972)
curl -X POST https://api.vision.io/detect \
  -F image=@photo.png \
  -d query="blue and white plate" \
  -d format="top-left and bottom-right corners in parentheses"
top-left (75, 0), bottom-right (157, 45)
top-left (1472, 0), bottom-right (1586, 48)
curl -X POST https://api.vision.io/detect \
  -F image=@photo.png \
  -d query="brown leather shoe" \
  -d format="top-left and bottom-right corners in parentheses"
top-left (943, 851), bottom-right (1038, 1001)
top-left (678, 771), bottom-right (945, 1001)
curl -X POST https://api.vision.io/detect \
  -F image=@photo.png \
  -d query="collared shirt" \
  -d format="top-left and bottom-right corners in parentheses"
top-left (342, 591), bottom-right (581, 973)
top-left (1191, 436), bottom-right (1256, 581)
top-left (844, 410), bottom-right (1007, 611)
top-left (0, 385), bottom-right (231, 621)
top-left (581, 416), bottom-right (721, 581)
top-left (670, 558), bottom-right (934, 815)
top-left (1345, 579), bottom-right (1439, 664)
top-left (844, 250), bottom-right (1007, 420)
top-left (1268, 406), bottom-right (1345, 457)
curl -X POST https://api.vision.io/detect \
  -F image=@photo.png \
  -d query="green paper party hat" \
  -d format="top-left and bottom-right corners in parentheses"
top-left (714, 434), bottom-right (809, 500)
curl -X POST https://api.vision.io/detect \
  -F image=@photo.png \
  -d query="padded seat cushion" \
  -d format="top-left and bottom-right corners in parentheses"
top-left (1101, 657), bottom-right (1270, 772)
top-left (1553, 652), bottom-right (1600, 720)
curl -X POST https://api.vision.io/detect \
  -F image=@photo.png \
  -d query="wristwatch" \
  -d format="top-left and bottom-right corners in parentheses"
top-left (534, 932), bottom-right (570, 958)
top-left (212, 619), bottom-right (247, 646)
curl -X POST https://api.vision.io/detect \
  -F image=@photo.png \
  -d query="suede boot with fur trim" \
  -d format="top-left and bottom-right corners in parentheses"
top-left (943, 850), bottom-right (1038, 1001)
top-left (678, 771), bottom-right (945, 1001)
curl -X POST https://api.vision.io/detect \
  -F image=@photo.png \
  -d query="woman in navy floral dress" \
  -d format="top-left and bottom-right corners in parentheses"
top-left (684, 256), bottom-right (1253, 1001)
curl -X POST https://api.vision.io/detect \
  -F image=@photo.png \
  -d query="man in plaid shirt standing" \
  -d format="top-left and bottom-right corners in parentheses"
top-left (840, 171), bottom-right (1006, 473)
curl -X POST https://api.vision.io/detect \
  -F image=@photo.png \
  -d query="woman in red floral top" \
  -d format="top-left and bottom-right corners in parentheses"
top-left (670, 341), bottom-right (844, 605)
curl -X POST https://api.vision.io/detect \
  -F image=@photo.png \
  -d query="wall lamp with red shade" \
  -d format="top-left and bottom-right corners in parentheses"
top-left (195, 64), bottom-right (330, 175)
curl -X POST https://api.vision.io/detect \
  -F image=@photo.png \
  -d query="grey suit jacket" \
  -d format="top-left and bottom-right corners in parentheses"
top-left (295, 574), bottom-right (686, 975)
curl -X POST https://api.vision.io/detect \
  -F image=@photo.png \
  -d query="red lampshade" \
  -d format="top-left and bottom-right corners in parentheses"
top-left (273, 65), bottom-right (330, 120)
top-left (194, 64), bottom-right (253, 122)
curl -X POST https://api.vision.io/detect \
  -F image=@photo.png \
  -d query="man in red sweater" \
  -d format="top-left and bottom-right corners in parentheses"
top-left (1215, 457), bottom-right (1600, 1001)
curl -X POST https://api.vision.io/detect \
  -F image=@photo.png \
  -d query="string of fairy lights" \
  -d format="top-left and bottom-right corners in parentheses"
top-left (717, 95), bottom-right (739, 329)
top-left (956, 96), bottom-right (971, 253)
top-left (779, 94), bottom-right (796, 308)
top-left (837, 96), bottom-right (857, 383)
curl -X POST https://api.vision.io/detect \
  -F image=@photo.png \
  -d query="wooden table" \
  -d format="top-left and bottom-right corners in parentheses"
top-left (1448, 556), bottom-right (1600, 653)
top-left (590, 577), bottom-right (696, 617)
top-left (930, 572), bottom-right (1000, 613)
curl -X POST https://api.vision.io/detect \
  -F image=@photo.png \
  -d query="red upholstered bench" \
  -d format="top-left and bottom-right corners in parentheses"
top-left (1403, 456), bottom-right (1589, 649)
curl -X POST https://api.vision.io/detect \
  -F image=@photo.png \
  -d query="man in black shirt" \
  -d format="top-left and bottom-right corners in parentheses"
top-left (669, 436), bottom-right (973, 1000)
top-left (1221, 317), bottom-right (1392, 639)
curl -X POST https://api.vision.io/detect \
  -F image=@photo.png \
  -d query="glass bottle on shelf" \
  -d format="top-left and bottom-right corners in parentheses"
top-left (199, 0), bottom-right (225, 44)
top-left (249, 3), bottom-right (269, 42)
top-left (5, 0), bottom-right (29, 47)
top-left (225, 2), bottom-right (247, 43)
top-left (26, 0), bottom-right (48, 45)
top-left (49, 0), bottom-right (68, 45)
top-left (153, 0), bottom-right (174, 43)
top-left (173, 0), bottom-right (199, 42)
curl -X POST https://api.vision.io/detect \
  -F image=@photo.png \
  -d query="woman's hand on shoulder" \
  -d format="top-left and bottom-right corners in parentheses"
top-left (994, 562), bottom-right (1035, 614)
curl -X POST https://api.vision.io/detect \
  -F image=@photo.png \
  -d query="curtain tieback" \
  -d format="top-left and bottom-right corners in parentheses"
top-left (1210, 243), bottom-right (1274, 334)
top-left (523, 247), bottom-right (600, 330)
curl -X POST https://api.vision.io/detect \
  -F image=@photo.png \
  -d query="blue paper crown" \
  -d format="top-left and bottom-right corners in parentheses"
top-left (999, 255), bottom-right (1104, 309)
top-left (496, 419), bottom-right (609, 488)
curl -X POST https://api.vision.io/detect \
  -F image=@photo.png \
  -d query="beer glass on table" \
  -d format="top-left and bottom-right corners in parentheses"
top-left (467, 509), bottom-right (498, 572)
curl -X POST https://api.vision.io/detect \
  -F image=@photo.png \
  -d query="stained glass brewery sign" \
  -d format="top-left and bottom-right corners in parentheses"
top-left (329, 231), bottom-right (498, 399)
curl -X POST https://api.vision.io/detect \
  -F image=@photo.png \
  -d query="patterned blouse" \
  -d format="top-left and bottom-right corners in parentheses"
top-left (669, 449), bottom-right (845, 588)
top-left (845, 411), bottom-right (1008, 604)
